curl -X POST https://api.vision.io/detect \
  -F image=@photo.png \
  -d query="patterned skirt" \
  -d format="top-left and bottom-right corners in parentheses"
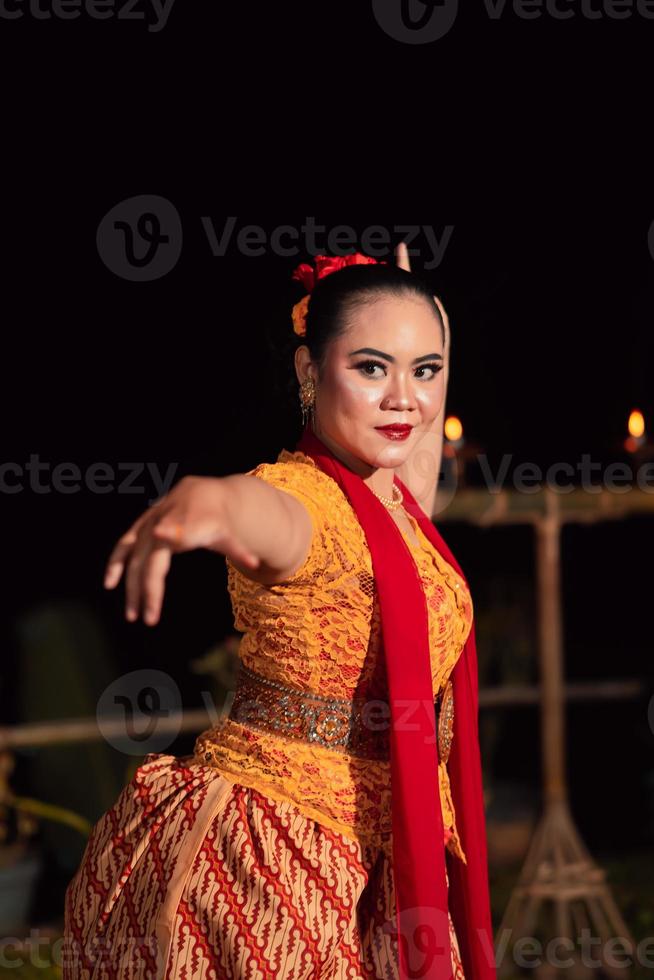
top-left (63, 753), bottom-right (465, 979)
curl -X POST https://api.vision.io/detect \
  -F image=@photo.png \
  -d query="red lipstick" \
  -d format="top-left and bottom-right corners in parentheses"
top-left (375, 424), bottom-right (413, 441)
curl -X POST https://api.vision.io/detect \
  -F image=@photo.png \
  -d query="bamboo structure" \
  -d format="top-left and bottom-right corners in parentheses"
top-left (435, 482), bottom-right (649, 979)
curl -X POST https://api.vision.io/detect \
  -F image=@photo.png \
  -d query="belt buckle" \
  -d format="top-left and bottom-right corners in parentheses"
top-left (436, 680), bottom-right (454, 764)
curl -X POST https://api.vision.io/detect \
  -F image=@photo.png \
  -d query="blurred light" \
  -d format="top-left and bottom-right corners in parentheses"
top-left (628, 409), bottom-right (645, 439)
top-left (445, 415), bottom-right (463, 442)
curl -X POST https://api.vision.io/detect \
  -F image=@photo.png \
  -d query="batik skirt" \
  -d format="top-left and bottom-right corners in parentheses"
top-left (62, 752), bottom-right (465, 979)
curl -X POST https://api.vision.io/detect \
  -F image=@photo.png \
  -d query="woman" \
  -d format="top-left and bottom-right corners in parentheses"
top-left (63, 246), bottom-right (496, 980)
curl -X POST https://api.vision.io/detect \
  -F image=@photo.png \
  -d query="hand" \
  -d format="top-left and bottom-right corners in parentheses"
top-left (103, 476), bottom-right (260, 626)
top-left (393, 241), bottom-right (451, 516)
top-left (394, 241), bottom-right (451, 352)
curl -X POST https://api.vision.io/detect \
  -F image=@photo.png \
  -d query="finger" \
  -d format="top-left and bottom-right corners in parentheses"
top-left (395, 240), bottom-right (411, 272)
top-left (103, 508), bottom-right (158, 589)
top-left (124, 518), bottom-right (160, 621)
top-left (139, 543), bottom-right (173, 626)
top-left (433, 294), bottom-right (450, 330)
top-left (104, 527), bottom-right (142, 590)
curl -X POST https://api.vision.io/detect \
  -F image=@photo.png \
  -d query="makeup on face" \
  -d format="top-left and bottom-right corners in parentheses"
top-left (308, 296), bottom-right (445, 467)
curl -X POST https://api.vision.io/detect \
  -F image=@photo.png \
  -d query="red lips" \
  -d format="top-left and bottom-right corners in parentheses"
top-left (375, 424), bottom-right (413, 441)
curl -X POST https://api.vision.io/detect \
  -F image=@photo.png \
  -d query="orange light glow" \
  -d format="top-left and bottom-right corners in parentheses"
top-left (445, 416), bottom-right (463, 442)
top-left (628, 410), bottom-right (645, 439)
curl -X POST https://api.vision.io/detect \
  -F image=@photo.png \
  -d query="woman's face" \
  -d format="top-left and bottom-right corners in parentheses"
top-left (300, 295), bottom-right (445, 473)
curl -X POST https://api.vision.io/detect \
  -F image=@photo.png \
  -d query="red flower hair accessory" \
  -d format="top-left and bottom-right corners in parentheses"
top-left (291, 252), bottom-right (388, 337)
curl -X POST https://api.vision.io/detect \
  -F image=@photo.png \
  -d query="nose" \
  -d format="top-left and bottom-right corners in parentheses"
top-left (380, 372), bottom-right (419, 412)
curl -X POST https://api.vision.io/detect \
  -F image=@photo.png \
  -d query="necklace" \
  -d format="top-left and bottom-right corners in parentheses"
top-left (370, 483), bottom-right (404, 511)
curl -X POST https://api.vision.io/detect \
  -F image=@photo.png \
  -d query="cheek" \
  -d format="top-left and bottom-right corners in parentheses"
top-left (416, 378), bottom-right (445, 416)
top-left (330, 376), bottom-right (380, 414)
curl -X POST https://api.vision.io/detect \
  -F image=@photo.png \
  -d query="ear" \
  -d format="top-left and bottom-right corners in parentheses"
top-left (294, 344), bottom-right (313, 384)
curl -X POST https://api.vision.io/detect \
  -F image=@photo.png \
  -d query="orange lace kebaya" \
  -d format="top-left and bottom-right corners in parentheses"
top-left (194, 448), bottom-right (473, 865)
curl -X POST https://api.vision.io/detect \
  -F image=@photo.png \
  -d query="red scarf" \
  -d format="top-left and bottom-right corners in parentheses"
top-left (296, 425), bottom-right (496, 980)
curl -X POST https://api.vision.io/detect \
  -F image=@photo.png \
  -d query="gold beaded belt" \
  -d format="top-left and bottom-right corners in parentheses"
top-left (222, 662), bottom-right (454, 763)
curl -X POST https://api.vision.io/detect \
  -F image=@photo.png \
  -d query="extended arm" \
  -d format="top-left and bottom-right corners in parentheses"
top-left (221, 474), bottom-right (314, 584)
top-left (103, 473), bottom-right (315, 625)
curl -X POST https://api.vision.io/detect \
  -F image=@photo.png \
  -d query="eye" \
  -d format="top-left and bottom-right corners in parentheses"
top-left (355, 359), bottom-right (387, 378)
top-left (353, 359), bottom-right (443, 380)
top-left (415, 363), bottom-right (443, 379)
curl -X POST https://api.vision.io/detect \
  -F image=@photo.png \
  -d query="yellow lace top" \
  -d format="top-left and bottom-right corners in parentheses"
top-left (193, 449), bottom-right (474, 863)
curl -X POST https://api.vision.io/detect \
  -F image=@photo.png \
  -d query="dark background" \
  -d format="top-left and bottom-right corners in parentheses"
top-left (0, 0), bottom-right (652, 945)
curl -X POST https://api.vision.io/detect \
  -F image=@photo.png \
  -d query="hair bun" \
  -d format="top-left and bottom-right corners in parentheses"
top-left (290, 252), bottom-right (387, 336)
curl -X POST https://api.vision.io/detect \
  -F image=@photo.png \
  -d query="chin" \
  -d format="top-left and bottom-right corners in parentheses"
top-left (364, 442), bottom-right (413, 469)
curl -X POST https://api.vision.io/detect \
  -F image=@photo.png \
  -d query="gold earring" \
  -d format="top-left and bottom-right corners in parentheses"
top-left (299, 377), bottom-right (316, 429)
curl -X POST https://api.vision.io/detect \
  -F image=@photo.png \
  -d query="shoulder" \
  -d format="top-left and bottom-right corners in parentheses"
top-left (246, 450), bottom-right (346, 518)
top-left (228, 450), bottom-right (361, 590)
top-left (248, 449), bottom-right (329, 483)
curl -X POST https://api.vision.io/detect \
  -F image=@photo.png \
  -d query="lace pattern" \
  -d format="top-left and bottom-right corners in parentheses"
top-left (194, 449), bottom-right (473, 863)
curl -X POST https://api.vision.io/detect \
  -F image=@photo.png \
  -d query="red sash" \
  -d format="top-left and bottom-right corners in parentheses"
top-left (296, 425), bottom-right (496, 979)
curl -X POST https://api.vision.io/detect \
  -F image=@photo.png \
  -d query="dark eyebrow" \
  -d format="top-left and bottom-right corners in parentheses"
top-left (348, 347), bottom-right (443, 364)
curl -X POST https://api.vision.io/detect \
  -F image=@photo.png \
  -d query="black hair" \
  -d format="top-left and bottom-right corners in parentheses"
top-left (267, 260), bottom-right (445, 407)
